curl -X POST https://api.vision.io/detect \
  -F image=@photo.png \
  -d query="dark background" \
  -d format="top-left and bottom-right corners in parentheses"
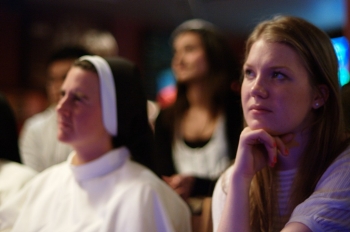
top-left (0, 0), bottom-right (348, 128)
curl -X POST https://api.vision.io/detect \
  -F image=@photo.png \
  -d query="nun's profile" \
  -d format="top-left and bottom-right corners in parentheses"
top-left (0, 56), bottom-right (191, 232)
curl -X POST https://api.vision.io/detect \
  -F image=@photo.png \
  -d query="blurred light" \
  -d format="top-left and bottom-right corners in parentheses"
top-left (331, 36), bottom-right (350, 86)
top-left (156, 69), bottom-right (177, 108)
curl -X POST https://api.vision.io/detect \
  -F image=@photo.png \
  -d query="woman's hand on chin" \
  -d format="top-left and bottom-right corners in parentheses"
top-left (232, 127), bottom-right (291, 180)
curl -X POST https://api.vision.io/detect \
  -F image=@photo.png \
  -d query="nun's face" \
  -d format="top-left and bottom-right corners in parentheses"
top-left (56, 67), bottom-right (110, 148)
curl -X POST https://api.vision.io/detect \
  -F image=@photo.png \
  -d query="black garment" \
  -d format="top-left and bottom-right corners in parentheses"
top-left (153, 92), bottom-right (243, 197)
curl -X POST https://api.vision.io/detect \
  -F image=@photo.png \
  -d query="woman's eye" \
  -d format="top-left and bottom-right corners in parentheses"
top-left (184, 45), bottom-right (196, 53)
top-left (73, 97), bottom-right (80, 101)
top-left (244, 69), bottom-right (255, 79)
top-left (272, 71), bottom-right (286, 80)
top-left (59, 91), bottom-right (65, 99)
top-left (73, 95), bottom-right (83, 102)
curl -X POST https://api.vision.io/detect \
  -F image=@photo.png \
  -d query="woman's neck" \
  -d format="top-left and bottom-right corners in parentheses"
top-left (276, 130), bottom-right (310, 171)
top-left (186, 80), bottom-right (211, 108)
top-left (72, 140), bottom-right (113, 165)
top-left (181, 82), bottom-right (222, 140)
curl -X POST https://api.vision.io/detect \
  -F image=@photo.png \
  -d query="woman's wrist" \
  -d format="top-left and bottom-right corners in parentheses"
top-left (230, 165), bottom-right (254, 191)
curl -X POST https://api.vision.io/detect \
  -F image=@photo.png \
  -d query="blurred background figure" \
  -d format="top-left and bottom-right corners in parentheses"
top-left (0, 93), bottom-right (37, 205)
top-left (19, 46), bottom-right (91, 172)
top-left (15, 89), bottom-right (48, 132)
top-left (80, 29), bottom-right (119, 57)
top-left (147, 99), bottom-right (160, 131)
top-left (153, 19), bottom-right (243, 202)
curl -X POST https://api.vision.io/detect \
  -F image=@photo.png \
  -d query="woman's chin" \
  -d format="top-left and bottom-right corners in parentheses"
top-left (57, 133), bottom-right (72, 144)
top-left (247, 124), bottom-right (282, 136)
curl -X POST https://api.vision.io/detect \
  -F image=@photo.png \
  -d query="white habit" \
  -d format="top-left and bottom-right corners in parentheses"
top-left (0, 147), bottom-right (191, 232)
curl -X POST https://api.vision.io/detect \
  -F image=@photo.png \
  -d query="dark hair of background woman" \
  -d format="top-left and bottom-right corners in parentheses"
top-left (0, 93), bottom-right (21, 163)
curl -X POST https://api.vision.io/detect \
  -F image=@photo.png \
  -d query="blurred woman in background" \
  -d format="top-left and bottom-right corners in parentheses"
top-left (153, 19), bottom-right (243, 201)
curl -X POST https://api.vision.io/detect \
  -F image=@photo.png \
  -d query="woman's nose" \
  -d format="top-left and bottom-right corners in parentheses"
top-left (172, 52), bottom-right (182, 66)
top-left (250, 76), bottom-right (268, 99)
top-left (56, 95), bottom-right (69, 116)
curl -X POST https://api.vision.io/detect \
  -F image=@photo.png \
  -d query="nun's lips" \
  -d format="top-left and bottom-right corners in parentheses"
top-left (58, 119), bottom-right (72, 130)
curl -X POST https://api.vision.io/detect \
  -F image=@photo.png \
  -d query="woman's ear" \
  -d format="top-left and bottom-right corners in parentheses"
top-left (312, 84), bottom-right (329, 109)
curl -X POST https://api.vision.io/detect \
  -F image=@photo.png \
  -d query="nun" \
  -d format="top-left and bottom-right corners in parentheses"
top-left (0, 56), bottom-right (191, 232)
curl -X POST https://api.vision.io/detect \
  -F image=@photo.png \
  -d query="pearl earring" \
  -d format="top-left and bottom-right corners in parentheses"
top-left (315, 102), bottom-right (319, 108)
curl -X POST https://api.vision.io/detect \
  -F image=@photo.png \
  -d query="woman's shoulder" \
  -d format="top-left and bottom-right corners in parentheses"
top-left (0, 161), bottom-right (38, 204)
top-left (329, 144), bottom-right (350, 168)
top-left (116, 160), bottom-right (190, 204)
top-left (0, 160), bottom-right (37, 179)
top-left (289, 146), bottom-right (350, 231)
top-left (119, 160), bottom-right (166, 186)
top-left (315, 144), bottom-right (350, 189)
top-left (333, 143), bottom-right (350, 165)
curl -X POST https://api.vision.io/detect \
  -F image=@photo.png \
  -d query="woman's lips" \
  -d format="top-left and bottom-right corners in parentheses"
top-left (249, 105), bottom-right (272, 114)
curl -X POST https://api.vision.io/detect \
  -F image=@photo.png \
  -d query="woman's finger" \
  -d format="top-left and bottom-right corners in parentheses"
top-left (257, 136), bottom-right (277, 167)
top-left (275, 136), bottom-right (289, 157)
top-left (242, 128), bottom-right (278, 169)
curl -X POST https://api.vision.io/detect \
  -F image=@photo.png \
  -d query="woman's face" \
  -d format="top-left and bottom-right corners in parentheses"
top-left (241, 39), bottom-right (319, 135)
top-left (171, 32), bottom-right (209, 83)
top-left (56, 67), bottom-right (110, 147)
top-left (47, 59), bottom-right (75, 105)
